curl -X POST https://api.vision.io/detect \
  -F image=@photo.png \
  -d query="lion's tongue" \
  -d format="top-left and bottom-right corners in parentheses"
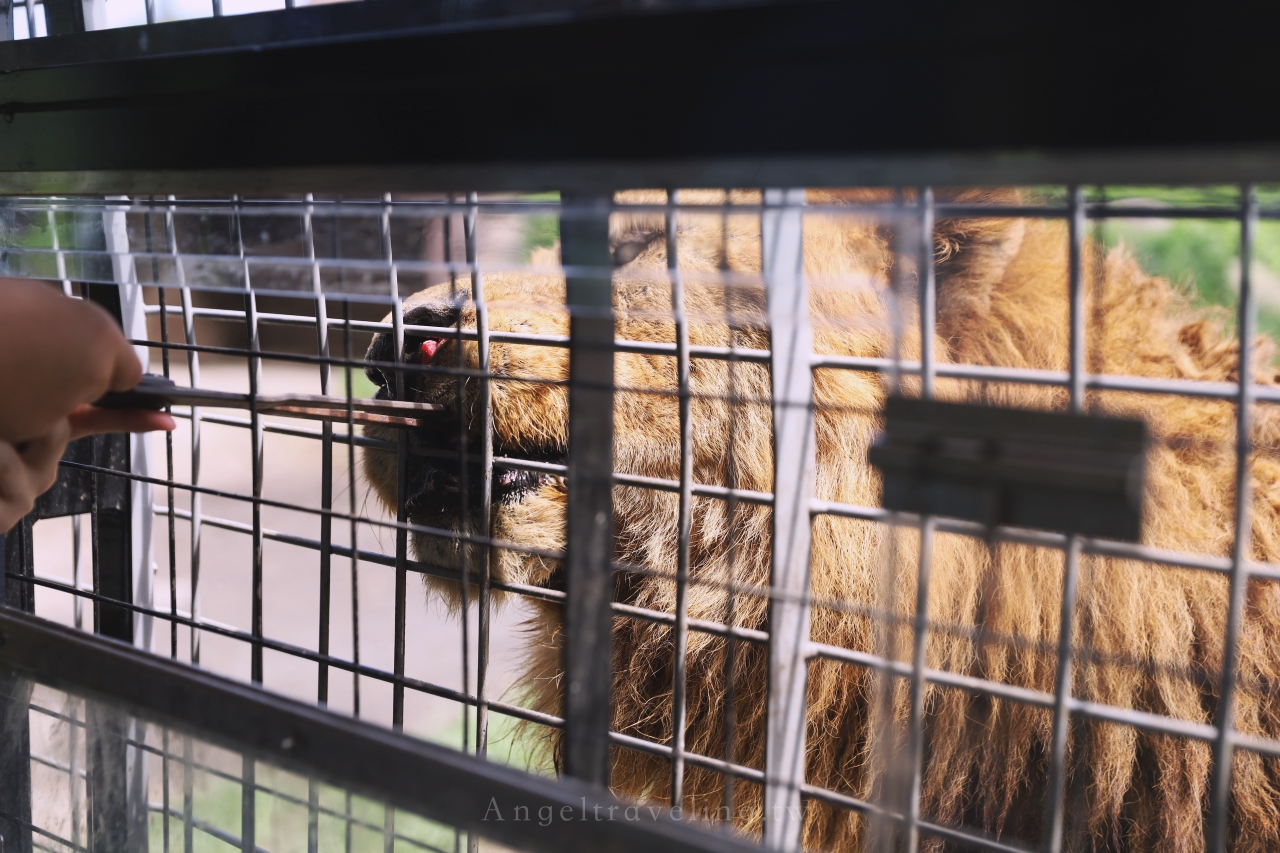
top-left (420, 339), bottom-right (440, 361)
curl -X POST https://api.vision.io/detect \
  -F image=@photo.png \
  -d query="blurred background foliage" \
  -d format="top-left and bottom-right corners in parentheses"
top-left (518, 186), bottom-right (1280, 345)
top-left (1061, 185), bottom-right (1280, 341)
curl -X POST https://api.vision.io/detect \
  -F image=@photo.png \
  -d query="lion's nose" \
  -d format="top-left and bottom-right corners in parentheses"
top-left (402, 302), bottom-right (461, 331)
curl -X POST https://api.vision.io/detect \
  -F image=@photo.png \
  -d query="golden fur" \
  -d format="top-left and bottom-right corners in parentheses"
top-left (363, 189), bottom-right (1280, 851)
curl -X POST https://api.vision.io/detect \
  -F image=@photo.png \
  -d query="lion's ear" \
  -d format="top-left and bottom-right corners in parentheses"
top-left (931, 188), bottom-right (1027, 337)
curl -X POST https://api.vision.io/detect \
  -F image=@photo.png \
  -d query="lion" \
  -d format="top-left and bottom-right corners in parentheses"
top-left (361, 189), bottom-right (1280, 852)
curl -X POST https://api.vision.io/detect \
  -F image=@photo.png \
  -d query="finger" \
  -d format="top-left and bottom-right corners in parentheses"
top-left (0, 282), bottom-right (143, 444)
top-left (68, 405), bottom-right (176, 441)
top-left (42, 293), bottom-right (139, 400)
top-left (0, 441), bottom-right (33, 533)
top-left (18, 419), bottom-right (71, 496)
top-left (104, 324), bottom-right (143, 393)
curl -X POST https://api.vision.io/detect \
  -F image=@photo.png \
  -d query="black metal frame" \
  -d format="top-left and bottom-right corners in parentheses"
top-left (1, 0), bottom-right (1280, 194)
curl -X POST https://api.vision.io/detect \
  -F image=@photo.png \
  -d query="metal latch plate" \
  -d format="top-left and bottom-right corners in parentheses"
top-left (869, 397), bottom-right (1147, 541)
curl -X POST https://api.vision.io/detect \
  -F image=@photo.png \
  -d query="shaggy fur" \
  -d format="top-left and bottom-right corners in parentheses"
top-left (362, 189), bottom-right (1280, 852)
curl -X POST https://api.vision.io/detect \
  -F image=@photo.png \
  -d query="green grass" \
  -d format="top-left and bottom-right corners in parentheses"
top-left (149, 761), bottom-right (464, 853)
top-left (343, 367), bottom-right (381, 400)
top-left (146, 709), bottom-right (553, 853)
top-left (1079, 186), bottom-right (1280, 341)
top-left (422, 705), bottom-right (557, 779)
top-left (519, 192), bottom-right (560, 261)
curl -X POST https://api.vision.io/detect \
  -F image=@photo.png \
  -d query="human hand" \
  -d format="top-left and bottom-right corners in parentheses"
top-left (0, 277), bottom-right (159, 444)
top-left (0, 419), bottom-right (71, 533)
top-left (0, 278), bottom-right (175, 532)
top-left (0, 405), bottom-right (174, 532)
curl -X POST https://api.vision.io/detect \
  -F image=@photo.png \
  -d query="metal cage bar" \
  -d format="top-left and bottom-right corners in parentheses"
top-left (1041, 184), bottom-right (1088, 853)
top-left (561, 195), bottom-right (616, 787)
top-left (902, 187), bottom-right (937, 853)
top-left (761, 187), bottom-right (812, 851)
top-left (231, 194), bottom-right (264, 853)
top-left (668, 188), bottom-right (695, 809)
top-left (1207, 184), bottom-right (1260, 853)
top-left (467, 190), bottom-right (495, 766)
top-left (387, 193), bottom-right (411, 741)
top-left (304, 191), bottom-right (330, 853)
top-left (171, 197), bottom-right (205, 671)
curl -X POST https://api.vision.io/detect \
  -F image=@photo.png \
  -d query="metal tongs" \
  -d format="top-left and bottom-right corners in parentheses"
top-left (95, 374), bottom-right (440, 428)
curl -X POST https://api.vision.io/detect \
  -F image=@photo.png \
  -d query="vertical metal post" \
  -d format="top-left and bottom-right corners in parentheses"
top-left (171, 198), bottom-right (204, 667)
top-left (241, 755), bottom-right (255, 853)
top-left (468, 191), bottom-right (494, 763)
top-left (230, 198), bottom-right (261, 853)
top-left (39, 0), bottom-right (84, 35)
top-left (762, 187), bottom-right (812, 851)
top-left (2, 519), bottom-right (34, 613)
top-left (560, 193), bottom-right (616, 787)
top-left (160, 728), bottom-right (170, 853)
top-left (115, 198), bottom-right (155, 853)
top-left (0, 0), bottom-right (13, 40)
top-left (445, 193), bottom-right (474, 768)
top-left (1207, 184), bottom-right (1259, 853)
top-left (383, 194), bottom-right (409, 744)
top-left (667, 189), bottom-right (694, 809)
top-left (82, 198), bottom-right (153, 853)
top-left (85, 700), bottom-right (130, 852)
top-left (916, 188), bottom-right (936, 401)
top-left (150, 210), bottom-right (176, 660)
top-left (1043, 184), bottom-right (1087, 852)
top-left (308, 192), bottom-right (333, 708)
top-left (341, 299), bottom-right (362, 723)
top-left (721, 194), bottom-right (743, 823)
top-left (79, 212), bottom-right (135, 647)
top-left (79, 0), bottom-right (103, 29)
top-left (146, 221), bottom-right (172, 664)
top-left (902, 188), bottom-right (936, 853)
top-left (57, 209), bottom-right (88, 634)
top-left (106, 197), bottom-right (157, 659)
top-left (231, 197), bottom-right (265, 688)
top-left (305, 193), bottom-right (329, 853)
top-left (182, 736), bottom-right (193, 853)
top-left (68, 697), bottom-right (82, 851)
top-left (0, 672), bottom-right (33, 853)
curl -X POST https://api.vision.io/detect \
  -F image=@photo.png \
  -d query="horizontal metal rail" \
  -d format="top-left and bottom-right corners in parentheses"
top-left (6, 195), bottom-right (1280, 220)
top-left (0, 608), bottom-right (764, 853)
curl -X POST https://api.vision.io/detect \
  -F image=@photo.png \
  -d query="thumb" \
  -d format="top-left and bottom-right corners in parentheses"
top-left (105, 331), bottom-right (144, 393)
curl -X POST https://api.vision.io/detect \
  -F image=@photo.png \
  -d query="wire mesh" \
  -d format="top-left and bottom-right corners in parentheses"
top-left (4, 186), bottom-right (1280, 853)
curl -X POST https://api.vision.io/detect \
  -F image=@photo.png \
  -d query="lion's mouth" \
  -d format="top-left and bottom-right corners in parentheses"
top-left (400, 432), bottom-right (564, 520)
top-left (365, 318), bottom-right (563, 521)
